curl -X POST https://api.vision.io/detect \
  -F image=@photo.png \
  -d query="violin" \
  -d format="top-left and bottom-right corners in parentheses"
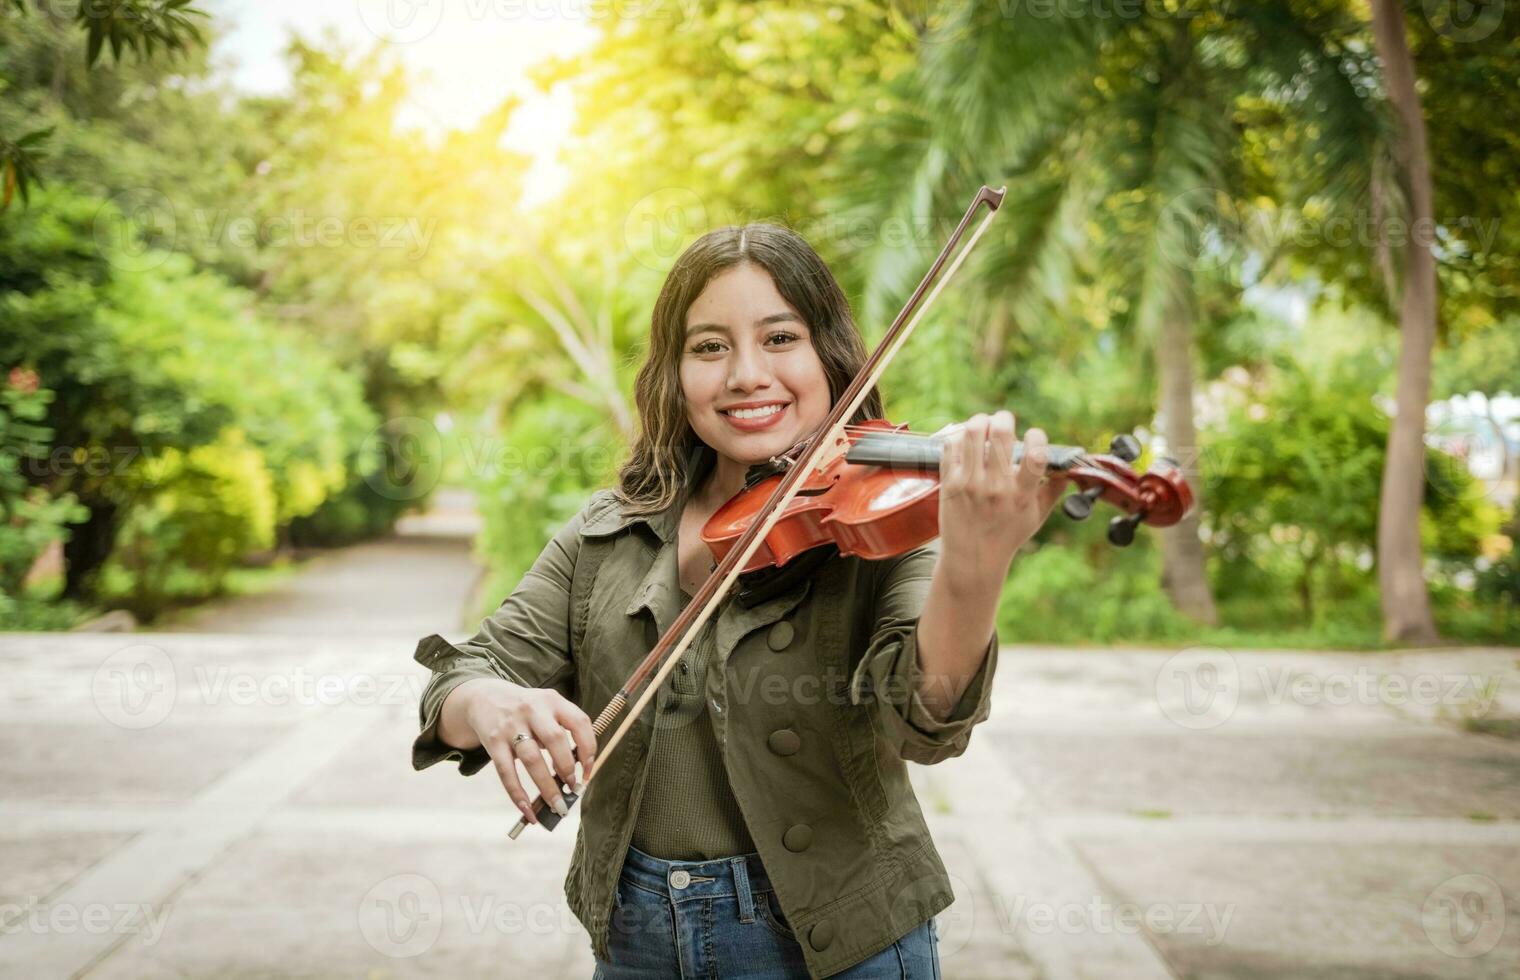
top-left (703, 420), bottom-right (1193, 571)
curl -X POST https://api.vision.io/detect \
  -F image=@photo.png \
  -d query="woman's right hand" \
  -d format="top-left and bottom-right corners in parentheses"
top-left (450, 677), bottom-right (597, 825)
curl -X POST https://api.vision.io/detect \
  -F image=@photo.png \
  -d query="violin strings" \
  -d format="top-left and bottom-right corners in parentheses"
top-left (834, 425), bottom-right (1112, 471)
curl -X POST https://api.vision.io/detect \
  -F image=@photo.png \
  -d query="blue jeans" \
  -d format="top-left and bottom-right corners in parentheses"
top-left (592, 844), bottom-right (940, 979)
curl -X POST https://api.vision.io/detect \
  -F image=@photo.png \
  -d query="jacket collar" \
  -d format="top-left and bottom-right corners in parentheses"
top-left (578, 444), bottom-right (716, 546)
top-left (577, 495), bottom-right (680, 545)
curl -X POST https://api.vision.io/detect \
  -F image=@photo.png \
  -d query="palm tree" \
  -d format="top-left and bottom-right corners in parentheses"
top-left (1367, 0), bottom-right (1440, 642)
top-left (841, 5), bottom-right (1250, 622)
top-left (840, 0), bottom-right (1418, 627)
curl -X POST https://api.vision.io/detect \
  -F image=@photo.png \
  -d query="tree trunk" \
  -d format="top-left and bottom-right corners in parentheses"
top-left (1370, 0), bottom-right (1440, 644)
top-left (61, 500), bottom-right (118, 601)
top-left (1156, 289), bottom-right (1219, 625)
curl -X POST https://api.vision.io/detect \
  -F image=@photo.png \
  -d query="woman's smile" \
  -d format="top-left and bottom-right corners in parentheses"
top-left (718, 399), bottom-right (791, 431)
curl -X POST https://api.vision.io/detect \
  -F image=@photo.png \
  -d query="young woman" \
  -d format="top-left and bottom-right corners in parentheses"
top-left (411, 224), bottom-right (1064, 979)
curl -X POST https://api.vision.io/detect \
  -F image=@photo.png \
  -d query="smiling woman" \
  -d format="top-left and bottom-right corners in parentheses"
top-left (413, 221), bottom-right (1063, 979)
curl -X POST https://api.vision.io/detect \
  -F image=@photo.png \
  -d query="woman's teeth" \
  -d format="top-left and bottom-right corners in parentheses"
top-left (725, 405), bottom-right (784, 419)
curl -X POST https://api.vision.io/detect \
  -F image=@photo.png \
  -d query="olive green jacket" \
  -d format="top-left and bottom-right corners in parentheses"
top-left (410, 487), bottom-right (999, 979)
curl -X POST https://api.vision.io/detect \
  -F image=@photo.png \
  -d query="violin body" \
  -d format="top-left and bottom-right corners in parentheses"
top-left (703, 418), bottom-right (1194, 572)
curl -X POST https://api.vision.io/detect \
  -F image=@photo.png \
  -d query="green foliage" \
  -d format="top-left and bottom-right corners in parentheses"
top-left (97, 426), bottom-right (276, 617)
top-left (468, 395), bottom-right (622, 625)
top-left (1204, 309), bottom-right (1507, 637)
top-left (1, 184), bottom-right (377, 617)
top-left (998, 532), bottom-right (1193, 645)
top-left (0, 1), bottom-right (210, 208)
top-left (0, 374), bottom-right (89, 594)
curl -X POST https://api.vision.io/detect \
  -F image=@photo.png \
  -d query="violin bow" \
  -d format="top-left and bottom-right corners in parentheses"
top-left (509, 185), bottom-right (1007, 839)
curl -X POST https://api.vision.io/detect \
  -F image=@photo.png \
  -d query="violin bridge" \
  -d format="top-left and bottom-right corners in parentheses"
top-left (806, 428), bottom-right (851, 474)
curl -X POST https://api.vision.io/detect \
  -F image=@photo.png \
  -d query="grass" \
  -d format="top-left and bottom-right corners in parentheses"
top-left (1462, 716), bottom-right (1520, 740)
top-left (123, 553), bottom-right (315, 630)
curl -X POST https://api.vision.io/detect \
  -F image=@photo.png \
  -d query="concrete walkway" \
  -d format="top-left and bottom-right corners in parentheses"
top-left (2, 489), bottom-right (1518, 978)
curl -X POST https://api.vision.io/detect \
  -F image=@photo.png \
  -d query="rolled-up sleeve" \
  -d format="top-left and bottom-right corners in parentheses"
top-left (847, 539), bottom-right (1000, 765)
top-left (411, 498), bottom-right (594, 775)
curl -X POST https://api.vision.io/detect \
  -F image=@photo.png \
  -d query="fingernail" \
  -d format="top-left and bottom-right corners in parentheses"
top-left (519, 801), bottom-right (536, 824)
top-left (552, 798), bottom-right (569, 816)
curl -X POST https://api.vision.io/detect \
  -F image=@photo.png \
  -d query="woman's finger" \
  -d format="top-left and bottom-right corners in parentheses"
top-left (513, 732), bottom-right (570, 815)
top-left (942, 424), bottom-right (967, 492)
top-left (963, 413), bottom-right (990, 490)
top-left (1016, 426), bottom-right (1049, 496)
top-left (555, 698), bottom-right (599, 778)
top-left (485, 738), bottom-right (537, 824)
top-left (530, 710), bottom-right (580, 790)
top-left (1037, 471), bottom-right (1067, 517)
top-left (988, 410), bottom-right (1016, 483)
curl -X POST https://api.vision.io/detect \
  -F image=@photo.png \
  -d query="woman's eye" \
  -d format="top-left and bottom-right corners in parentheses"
top-left (691, 340), bottom-right (725, 355)
top-left (766, 331), bottom-right (800, 346)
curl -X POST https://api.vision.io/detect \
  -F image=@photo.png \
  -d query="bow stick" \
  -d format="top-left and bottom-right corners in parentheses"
top-left (509, 185), bottom-right (1007, 839)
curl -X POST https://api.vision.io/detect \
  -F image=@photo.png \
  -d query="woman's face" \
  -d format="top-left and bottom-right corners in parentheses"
top-left (680, 262), bottom-right (832, 469)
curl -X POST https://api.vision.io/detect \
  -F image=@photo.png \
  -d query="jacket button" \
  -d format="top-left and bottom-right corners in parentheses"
top-left (767, 729), bottom-right (800, 756)
top-left (767, 621), bottom-right (794, 651)
top-left (808, 920), bottom-right (835, 951)
top-left (782, 824), bottom-right (813, 852)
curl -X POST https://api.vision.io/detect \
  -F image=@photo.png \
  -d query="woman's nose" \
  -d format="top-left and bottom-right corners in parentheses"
top-left (726, 343), bottom-right (773, 392)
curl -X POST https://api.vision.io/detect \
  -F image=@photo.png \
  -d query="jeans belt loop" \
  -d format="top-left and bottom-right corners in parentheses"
top-left (731, 856), bottom-right (755, 922)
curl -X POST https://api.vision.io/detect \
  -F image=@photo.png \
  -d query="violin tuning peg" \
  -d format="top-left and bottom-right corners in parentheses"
top-left (1062, 485), bottom-right (1103, 521)
top-left (1109, 434), bottom-right (1141, 463)
top-left (1107, 513), bottom-right (1142, 547)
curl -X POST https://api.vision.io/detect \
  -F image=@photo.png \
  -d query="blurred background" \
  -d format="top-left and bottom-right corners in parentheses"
top-left (2, 2), bottom-right (1518, 978)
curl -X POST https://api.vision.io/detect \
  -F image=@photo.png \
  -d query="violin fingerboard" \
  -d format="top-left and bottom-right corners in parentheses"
top-left (845, 434), bottom-right (1082, 471)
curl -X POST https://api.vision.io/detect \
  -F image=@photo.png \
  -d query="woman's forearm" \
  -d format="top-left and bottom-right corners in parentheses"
top-left (913, 559), bottom-right (1006, 722)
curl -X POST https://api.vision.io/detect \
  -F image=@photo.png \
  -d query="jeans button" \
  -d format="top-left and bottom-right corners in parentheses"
top-left (670, 870), bottom-right (691, 889)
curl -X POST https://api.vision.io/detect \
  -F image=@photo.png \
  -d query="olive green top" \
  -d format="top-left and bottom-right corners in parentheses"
top-left (629, 592), bottom-right (756, 860)
top-left (410, 487), bottom-right (999, 980)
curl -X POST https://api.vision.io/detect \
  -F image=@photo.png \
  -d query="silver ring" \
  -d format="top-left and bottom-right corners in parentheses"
top-left (510, 732), bottom-right (534, 747)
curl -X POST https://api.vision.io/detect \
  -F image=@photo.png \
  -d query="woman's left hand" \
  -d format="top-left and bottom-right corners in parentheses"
top-left (937, 410), bottom-right (1066, 593)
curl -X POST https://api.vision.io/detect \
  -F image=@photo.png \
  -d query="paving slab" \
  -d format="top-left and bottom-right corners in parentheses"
top-left (0, 834), bottom-right (137, 913)
top-left (1, 721), bottom-right (291, 804)
top-left (1075, 838), bottom-right (1520, 979)
top-left (992, 730), bottom-right (1520, 819)
top-left (84, 831), bottom-right (590, 979)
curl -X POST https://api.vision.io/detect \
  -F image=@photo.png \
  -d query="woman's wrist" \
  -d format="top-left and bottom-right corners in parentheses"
top-left (437, 675), bottom-right (504, 751)
top-left (937, 544), bottom-right (1011, 600)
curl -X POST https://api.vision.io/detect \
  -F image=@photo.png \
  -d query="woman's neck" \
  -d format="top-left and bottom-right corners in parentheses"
top-left (690, 454), bottom-right (749, 513)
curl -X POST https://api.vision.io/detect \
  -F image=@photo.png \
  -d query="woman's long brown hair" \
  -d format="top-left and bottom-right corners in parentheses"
top-left (614, 224), bottom-right (885, 517)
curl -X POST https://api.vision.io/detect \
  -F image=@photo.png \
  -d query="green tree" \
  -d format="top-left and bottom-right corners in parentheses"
top-left (1, 0), bottom-right (209, 210)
